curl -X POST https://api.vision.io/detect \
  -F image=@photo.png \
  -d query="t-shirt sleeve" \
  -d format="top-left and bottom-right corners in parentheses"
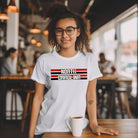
top-left (88, 53), bottom-right (103, 81)
top-left (31, 57), bottom-right (46, 84)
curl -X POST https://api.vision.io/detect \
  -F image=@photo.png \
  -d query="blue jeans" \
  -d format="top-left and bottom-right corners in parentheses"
top-left (34, 133), bottom-right (44, 138)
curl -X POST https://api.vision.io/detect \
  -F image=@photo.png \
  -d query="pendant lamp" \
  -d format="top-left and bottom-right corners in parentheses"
top-left (43, 30), bottom-right (49, 36)
top-left (36, 42), bottom-right (42, 47)
top-left (30, 24), bottom-right (41, 33)
top-left (0, 13), bottom-right (9, 20)
top-left (0, 1), bottom-right (9, 20)
top-left (31, 37), bottom-right (37, 44)
top-left (82, 0), bottom-right (94, 17)
top-left (6, 0), bottom-right (19, 13)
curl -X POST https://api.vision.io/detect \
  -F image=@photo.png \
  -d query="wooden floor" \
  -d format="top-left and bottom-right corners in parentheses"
top-left (0, 120), bottom-right (29, 138)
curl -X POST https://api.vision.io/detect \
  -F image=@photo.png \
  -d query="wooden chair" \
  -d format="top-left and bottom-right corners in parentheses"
top-left (21, 89), bottom-right (35, 132)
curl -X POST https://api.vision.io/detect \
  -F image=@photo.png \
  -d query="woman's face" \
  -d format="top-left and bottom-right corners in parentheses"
top-left (55, 18), bottom-right (80, 51)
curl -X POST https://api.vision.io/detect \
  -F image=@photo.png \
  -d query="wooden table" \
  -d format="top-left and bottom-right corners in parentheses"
top-left (42, 119), bottom-right (138, 138)
top-left (0, 75), bottom-right (34, 126)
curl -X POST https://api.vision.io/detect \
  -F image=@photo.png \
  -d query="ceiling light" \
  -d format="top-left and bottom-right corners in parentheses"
top-left (0, 13), bottom-right (9, 20)
top-left (82, 0), bottom-right (95, 17)
top-left (43, 30), bottom-right (49, 36)
top-left (30, 24), bottom-right (41, 33)
top-left (65, 0), bottom-right (68, 7)
top-left (31, 37), bottom-right (37, 44)
top-left (36, 42), bottom-right (42, 47)
top-left (5, 0), bottom-right (19, 13)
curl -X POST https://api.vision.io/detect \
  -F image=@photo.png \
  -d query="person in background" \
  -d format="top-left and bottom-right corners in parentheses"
top-left (98, 52), bottom-right (116, 76)
top-left (29, 2), bottom-right (118, 138)
top-left (0, 47), bottom-right (24, 120)
top-left (33, 51), bottom-right (41, 65)
top-left (0, 47), bottom-right (18, 76)
top-left (27, 51), bottom-right (41, 76)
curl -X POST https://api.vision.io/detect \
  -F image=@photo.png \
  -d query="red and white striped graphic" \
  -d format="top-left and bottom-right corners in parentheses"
top-left (51, 68), bottom-right (87, 80)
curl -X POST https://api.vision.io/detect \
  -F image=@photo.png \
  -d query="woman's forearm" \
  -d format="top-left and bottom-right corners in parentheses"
top-left (29, 82), bottom-right (45, 138)
top-left (29, 94), bottom-right (44, 138)
top-left (87, 97), bottom-right (98, 128)
top-left (86, 79), bottom-right (98, 128)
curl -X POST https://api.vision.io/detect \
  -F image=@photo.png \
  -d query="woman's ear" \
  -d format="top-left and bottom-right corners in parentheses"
top-left (77, 28), bottom-right (80, 37)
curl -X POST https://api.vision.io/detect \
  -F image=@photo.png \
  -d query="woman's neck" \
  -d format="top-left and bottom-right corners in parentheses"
top-left (58, 49), bottom-right (78, 57)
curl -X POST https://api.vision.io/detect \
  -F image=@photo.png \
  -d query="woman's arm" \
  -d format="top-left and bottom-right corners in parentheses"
top-left (86, 79), bottom-right (98, 129)
top-left (29, 82), bottom-right (45, 138)
top-left (86, 79), bottom-right (118, 136)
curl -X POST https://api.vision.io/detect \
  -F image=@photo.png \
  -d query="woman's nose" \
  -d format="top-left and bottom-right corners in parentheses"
top-left (62, 30), bottom-right (68, 37)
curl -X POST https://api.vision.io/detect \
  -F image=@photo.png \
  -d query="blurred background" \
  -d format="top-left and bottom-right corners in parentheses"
top-left (0, 0), bottom-right (137, 138)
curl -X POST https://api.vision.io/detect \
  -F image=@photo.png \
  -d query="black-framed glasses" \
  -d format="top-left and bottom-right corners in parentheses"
top-left (55, 26), bottom-right (79, 36)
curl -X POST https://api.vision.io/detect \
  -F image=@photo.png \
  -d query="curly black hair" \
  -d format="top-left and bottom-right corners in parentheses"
top-left (44, 2), bottom-right (92, 53)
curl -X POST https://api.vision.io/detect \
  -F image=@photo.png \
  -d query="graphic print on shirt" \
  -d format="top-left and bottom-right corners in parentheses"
top-left (51, 68), bottom-right (87, 80)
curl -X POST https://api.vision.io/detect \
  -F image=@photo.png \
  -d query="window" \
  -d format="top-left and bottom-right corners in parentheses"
top-left (103, 29), bottom-right (116, 62)
top-left (119, 16), bottom-right (137, 97)
top-left (90, 5), bottom-right (137, 97)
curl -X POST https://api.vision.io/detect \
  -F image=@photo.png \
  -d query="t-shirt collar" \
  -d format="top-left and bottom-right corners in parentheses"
top-left (53, 50), bottom-right (80, 60)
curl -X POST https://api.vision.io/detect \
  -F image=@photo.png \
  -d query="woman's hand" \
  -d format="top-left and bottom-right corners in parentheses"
top-left (91, 125), bottom-right (119, 136)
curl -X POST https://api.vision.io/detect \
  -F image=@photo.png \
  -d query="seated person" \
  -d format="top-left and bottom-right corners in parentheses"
top-left (33, 51), bottom-right (41, 65)
top-left (0, 48), bottom-right (24, 119)
top-left (98, 52), bottom-right (116, 76)
top-left (0, 47), bottom-right (18, 76)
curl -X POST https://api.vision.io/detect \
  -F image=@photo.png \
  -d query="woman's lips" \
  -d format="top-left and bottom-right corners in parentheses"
top-left (61, 39), bottom-right (70, 43)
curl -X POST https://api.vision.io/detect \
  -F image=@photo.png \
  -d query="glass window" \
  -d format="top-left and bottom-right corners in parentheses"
top-left (120, 16), bottom-right (137, 97)
top-left (90, 35), bottom-right (101, 58)
top-left (103, 29), bottom-right (117, 62)
top-left (90, 28), bottom-right (117, 62)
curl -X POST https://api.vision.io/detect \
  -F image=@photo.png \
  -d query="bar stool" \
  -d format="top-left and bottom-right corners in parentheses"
top-left (10, 89), bottom-right (18, 120)
top-left (6, 88), bottom-right (23, 120)
top-left (106, 87), bottom-right (131, 118)
top-left (21, 89), bottom-right (35, 132)
top-left (116, 87), bottom-right (131, 118)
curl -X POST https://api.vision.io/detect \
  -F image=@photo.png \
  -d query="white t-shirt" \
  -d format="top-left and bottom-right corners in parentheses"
top-left (31, 50), bottom-right (102, 135)
top-left (1, 57), bottom-right (17, 76)
top-left (98, 60), bottom-right (114, 73)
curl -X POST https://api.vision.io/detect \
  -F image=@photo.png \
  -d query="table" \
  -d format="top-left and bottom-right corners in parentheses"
top-left (0, 75), bottom-right (34, 126)
top-left (42, 119), bottom-right (138, 138)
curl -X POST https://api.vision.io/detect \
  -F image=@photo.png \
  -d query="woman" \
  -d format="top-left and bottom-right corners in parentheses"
top-left (29, 2), bottom-right (118, 138)
top-left (1, 47), bottom-right (18, 76)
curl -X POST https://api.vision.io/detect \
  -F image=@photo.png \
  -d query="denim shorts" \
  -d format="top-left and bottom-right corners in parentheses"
top-left (34, 133), bottom-right (44, 138)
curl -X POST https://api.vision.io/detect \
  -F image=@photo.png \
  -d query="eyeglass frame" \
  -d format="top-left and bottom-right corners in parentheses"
top-left (55, 26), bottom-right (79, 36)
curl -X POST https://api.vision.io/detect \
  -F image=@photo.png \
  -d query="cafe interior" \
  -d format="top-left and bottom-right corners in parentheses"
top-left (0, 0), bottom-right (137, 138)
